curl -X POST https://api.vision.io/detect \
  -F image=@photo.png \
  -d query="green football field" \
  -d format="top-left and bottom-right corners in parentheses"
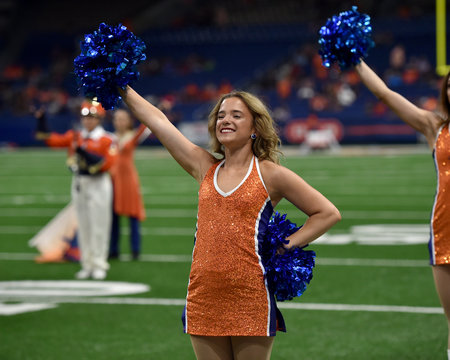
top-left (0, 147), bottom-right (446, 359)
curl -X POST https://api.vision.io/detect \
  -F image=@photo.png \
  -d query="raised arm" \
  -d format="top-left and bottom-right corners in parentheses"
top-left (261, 162), bottom-right (341, 248)
top-left (131, 124), bottom-right (151, 146)
top-left (355, 61), bottom-right (442, 147)
top-left (120, 86), bottom-right (215, 182)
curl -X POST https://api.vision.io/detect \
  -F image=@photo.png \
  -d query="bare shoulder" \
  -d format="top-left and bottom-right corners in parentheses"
top-left (259, 159), bottom-right (298, 179)
top-left (258, 160), bottom-right (300, 204)
top-left (259, 160), bottom-right (298, 182)
top-left (258, 159), bottom-right (282, 183)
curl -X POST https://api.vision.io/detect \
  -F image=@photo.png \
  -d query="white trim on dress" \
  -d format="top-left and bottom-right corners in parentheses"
top-left (213, 156), bottom-right (255, 197)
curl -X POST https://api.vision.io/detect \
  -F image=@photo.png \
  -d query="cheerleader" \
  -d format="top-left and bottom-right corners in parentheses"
top-left (120, 87), bottom-right (341, 360)
top-left (354, 60), bottom-right (450, 360)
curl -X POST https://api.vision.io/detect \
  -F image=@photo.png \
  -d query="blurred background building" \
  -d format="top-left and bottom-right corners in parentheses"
top-left (0, 0), bottom-right (442, 147)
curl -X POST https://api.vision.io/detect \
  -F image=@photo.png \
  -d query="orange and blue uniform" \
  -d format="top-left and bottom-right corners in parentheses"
top-left (45, 128), bottom-right (116, 174)
top-left (46, 126), bottom-right (117, 274)
top-left (183, 156), bottom-right (285, 336)
top-left (430, 123), bottom-right (450, 265)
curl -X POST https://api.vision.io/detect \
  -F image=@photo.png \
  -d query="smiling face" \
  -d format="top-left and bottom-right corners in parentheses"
top-left (215, 97), bottom-right (255, 148)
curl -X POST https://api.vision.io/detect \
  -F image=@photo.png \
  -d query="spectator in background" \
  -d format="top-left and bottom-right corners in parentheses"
top-left (35, 99), bottom-right (117, 280)
top-left (276, 77), bottom-right (292, 101)
top-left (384, 44), bottom-right (406, 87)
top-left (109, 109), bottom-right (150, 260)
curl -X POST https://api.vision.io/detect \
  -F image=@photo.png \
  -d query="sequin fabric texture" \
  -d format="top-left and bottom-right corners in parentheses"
top-left (430, 124), bottom-right (450, 265)
top-left (183, 157), bottom-right (284, 336)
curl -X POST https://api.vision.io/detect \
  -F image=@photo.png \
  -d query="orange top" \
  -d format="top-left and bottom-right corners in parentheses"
top-left (109, 125), bottom-right (148, 220)
top-left (184, 157), bottom-right (284, 336)
top-left (430, 124), bottom-right (450, 265)
top-left (45, 127), bottom-right (116, 173)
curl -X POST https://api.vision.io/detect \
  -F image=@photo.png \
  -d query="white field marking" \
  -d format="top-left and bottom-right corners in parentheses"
top-left (0, 208), bottom-right (197, 218)
top-left (342, 210), bottom-right (430, 220)
top-left (0, 252), bottom-right (427, 267)
top-left (316, 258), bottom-right (428, 267)
top-left (0, 280), bottom-right (150, 315)
top-left (277, 302), bottom-right (444, 314)
top-left (0, 176), bottom-right (69, 180)
top-left (0, 297), bottom-right (442, 316)
top-left (0, 207), bottom-right (429, 220)
top-left (0, 303), bottom-right (57, 315)
top-left (0, 195), bottom-right (71, 205)
top-left (0, 226), bottom-right (195, 236)
top-left (330, 188), bottom-right (433, 196)
top-left (3, 223), bottom-right (430, 245)
top-left (0, 280), bottom-right (150, 297)
top-left (313, 224), bottom-right (430, 245)
top-left (282, 210), bottom-right (430, 220)
top-left (0, 194), bottom-right (198, 205)
top-left (0, 175), bottom-right (189, 182)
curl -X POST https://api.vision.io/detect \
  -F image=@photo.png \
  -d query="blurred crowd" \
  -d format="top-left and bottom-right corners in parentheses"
top-left (0, 0), bottom-right (440, 122)
top-left (253, 42), bottom-right (441, 124)
top-left (1, 39), bottom-right (441, 122)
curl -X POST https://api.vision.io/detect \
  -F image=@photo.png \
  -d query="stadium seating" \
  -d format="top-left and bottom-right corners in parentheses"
top-left (0, 10), bottom-right (442, 146)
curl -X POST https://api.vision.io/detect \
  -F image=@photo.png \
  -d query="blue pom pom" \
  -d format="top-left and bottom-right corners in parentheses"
top-left (318, 6), bottom-right (374, 70)
top-left (74, 23), bottom-right (147, 110)
top-left (260, 212), bottom-right (316, 302)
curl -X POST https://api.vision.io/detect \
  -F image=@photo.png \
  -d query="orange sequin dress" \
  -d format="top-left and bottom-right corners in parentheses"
top-left (183, 156), bottom-right (285, 336)
top-left (109, 125), bottom-right (147, 221)
top-left (430, 124), bottom-right (450, 265)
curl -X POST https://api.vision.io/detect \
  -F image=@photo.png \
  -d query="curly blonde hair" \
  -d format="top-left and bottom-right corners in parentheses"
top-left (207, 91), bottom-right (283, 164)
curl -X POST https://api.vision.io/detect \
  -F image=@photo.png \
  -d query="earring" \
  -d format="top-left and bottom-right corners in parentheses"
top-left (251, 133), bottom-right (257, 139)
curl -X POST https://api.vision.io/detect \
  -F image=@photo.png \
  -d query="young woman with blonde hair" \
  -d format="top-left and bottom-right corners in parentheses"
top-left (120, 86), bottom-right (341, 360)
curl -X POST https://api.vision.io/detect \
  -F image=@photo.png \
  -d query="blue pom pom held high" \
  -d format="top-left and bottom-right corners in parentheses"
top-left (74, 23), bottom-right (147, 110)
top-left (318, 6), bottom-right (374, 70)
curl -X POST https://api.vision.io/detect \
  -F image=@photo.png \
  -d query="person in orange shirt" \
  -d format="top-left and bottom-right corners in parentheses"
top-left (109, 109), bottom-right (150, 260)
top-left (36, 99), bottom-right (117, 280)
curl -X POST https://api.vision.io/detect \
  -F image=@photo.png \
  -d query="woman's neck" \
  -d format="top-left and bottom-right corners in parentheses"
top-left (223, 145), bottom-right (254, 168)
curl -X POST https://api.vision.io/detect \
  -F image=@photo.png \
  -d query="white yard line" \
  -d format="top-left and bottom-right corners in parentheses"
top-left (0, 208), bottom-right (430, 219)
top-left (0, 252), bottom-right (428, 266)
top-left (0, 208), bottom-right (198, 217)
top-left (0, 296), bottom-right (442, 315)
top-left (0, 226), bottom-right (195, 236)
